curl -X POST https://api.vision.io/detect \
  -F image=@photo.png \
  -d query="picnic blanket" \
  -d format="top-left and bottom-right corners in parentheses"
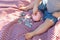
top-left (0, 0), bottom-right (60, 40)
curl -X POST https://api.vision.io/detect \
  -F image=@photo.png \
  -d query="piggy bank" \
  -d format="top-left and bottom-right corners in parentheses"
top-left (32, 11), bottom-right (42, 21)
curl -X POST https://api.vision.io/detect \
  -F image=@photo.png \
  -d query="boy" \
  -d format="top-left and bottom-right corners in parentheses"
top-left (20, 0), bottom-right (60, 40)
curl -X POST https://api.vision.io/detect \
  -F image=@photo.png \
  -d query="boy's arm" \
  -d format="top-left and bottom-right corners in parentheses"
top-left (33, 0), bottom-right (42, 14)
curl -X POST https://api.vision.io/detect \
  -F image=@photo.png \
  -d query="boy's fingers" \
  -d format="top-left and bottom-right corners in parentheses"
top-left (19, 7), bottom-right (24, 10)
top-left (19, 7), bottom-right (28, 11)
top-left (33, 10), bottom-right (38, 15)
top-left (33, 12), bottom-right (36, 15)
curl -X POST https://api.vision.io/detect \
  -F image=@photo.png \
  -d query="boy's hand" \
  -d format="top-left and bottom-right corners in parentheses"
top-left (25, 32), bottom-right (34, 40)
top-left (33, 7), bottom-right (38, 15)
top-left (32, 11), bottom-right (42, 21)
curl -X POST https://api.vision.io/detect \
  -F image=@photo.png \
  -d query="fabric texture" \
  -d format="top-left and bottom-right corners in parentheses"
top-left (0, 0), bottom-right (60, 40)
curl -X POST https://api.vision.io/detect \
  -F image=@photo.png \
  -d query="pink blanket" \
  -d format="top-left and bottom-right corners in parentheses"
top-left (0, 0), bottom-right (60, 40)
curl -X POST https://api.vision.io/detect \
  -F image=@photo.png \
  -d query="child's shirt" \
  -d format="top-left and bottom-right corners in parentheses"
top-left (43, 0), bottom-right (60, 13)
